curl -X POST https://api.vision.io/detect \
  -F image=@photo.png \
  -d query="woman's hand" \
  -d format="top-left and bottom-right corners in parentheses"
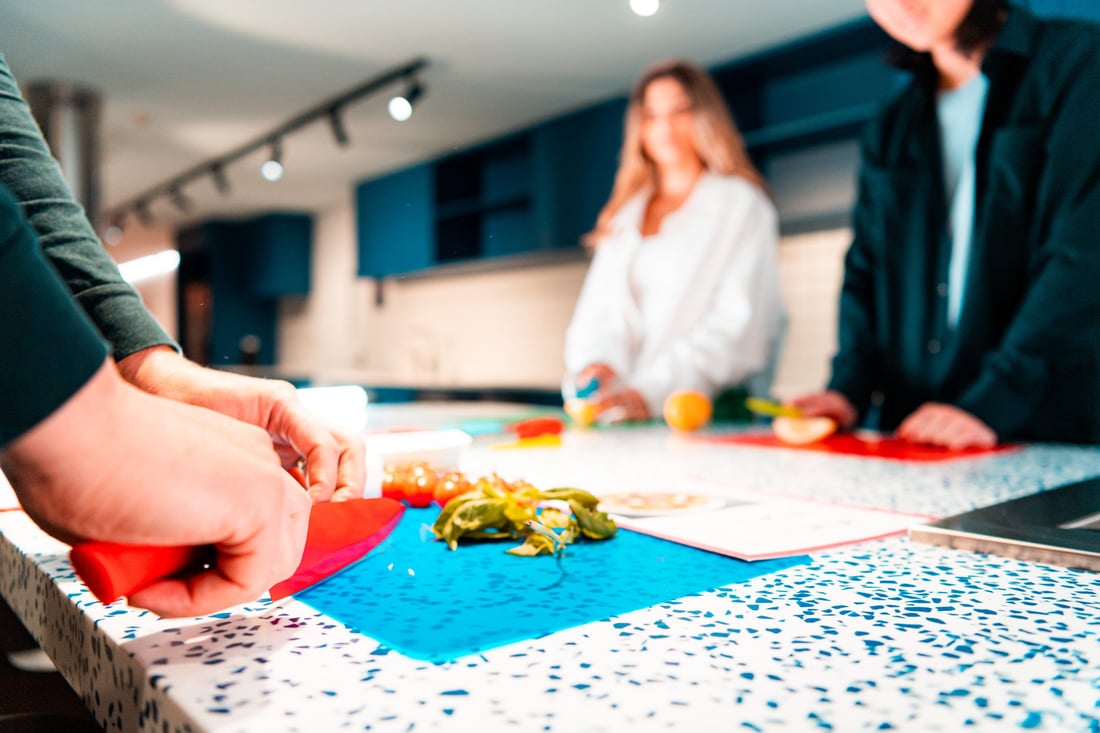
top-left (118, 347), bottom-right (364, 502)
top-left (575, 363), bottom-right (618, 396)
top-left (897, 403), bottom-right (997, 450)
top-left (1, 360), bottom-right (311, 617)
top-left (596, 387), bottom-right (651, 422)
top-left (787, 391), bottom-right (859, 430)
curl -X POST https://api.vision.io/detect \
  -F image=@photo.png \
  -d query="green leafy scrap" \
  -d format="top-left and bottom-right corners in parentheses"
top-left (505, 532), bottom-right (557, 557)
top-left (431, 475), bottom-right (617, 556)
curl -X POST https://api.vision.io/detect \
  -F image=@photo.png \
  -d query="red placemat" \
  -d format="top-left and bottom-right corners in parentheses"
top-left (695, 431), bottom-right (1018, 462)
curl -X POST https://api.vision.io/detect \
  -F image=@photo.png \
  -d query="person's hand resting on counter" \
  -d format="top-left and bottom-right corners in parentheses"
top-left (0, 360), bottom-right (311, 618)
top-left (117, 346), bottom-right (366, 503)
top-left (895, 403), bottom-right (996, 451)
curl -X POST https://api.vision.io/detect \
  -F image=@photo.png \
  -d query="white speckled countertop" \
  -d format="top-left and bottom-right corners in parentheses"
top-left (2, 404), bottom-right (1098, 732)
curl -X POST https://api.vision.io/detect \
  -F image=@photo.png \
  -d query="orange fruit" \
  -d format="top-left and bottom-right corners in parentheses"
top-left (564, 399), bottom-right (599, 427)
top-left (772, 416), bottom-right (838, 445)
top-left (663, 390), bottom-right (712, 432)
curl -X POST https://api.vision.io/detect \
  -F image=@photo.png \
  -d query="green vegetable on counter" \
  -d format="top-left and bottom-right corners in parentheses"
top-left (430, 475), bottom-right (617, 556)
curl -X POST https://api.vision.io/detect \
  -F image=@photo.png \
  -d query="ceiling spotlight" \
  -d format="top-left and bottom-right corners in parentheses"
top-left (388, 80), bottom-right (423, 122)
top-left (261, 141), bottom-right (284, 182)
top-left (211, 163), bottom-right (231, 195)
top-left (328, 107), bottom-right (350, 146)
top-left (630, 0), bottom-right (660, 17)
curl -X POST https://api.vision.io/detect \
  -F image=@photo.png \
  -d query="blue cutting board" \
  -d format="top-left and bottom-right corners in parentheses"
top-left (295, 508), bottom-right (807, 662)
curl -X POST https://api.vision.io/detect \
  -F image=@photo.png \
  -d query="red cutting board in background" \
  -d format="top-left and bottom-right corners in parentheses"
top-left (695, 431), bottom-right (1018, 462)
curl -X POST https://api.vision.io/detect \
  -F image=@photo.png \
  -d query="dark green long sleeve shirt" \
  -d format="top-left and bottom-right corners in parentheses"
top-left (0, 52), bottom-right (175, 361)
top-left (829, 7), bottom-right (1100, 444)
top-left (0, 181), bottom-right (108, 445)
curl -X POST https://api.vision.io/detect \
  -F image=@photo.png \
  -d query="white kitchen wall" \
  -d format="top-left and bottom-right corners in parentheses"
top-left (276, 203), bottom-right (589, 388)
top-left (277, 205), bottom-right (359, 377)
top-left (771, 228), bottom-right (850, 398)
top-left (277, 209), bottom-right (588, 388)
top-left (353, 259), bottom-right (589, 388)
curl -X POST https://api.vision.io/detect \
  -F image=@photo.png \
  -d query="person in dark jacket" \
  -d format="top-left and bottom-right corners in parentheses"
top-left (793, 0), bottom-right (1100, 448)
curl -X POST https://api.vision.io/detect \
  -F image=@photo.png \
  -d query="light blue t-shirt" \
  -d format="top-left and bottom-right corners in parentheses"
top-left (936, 72), bottom-right (990, 329)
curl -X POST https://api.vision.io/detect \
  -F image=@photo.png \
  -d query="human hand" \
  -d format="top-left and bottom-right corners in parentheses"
top-left (575, 363), bottom-right (618, 397)
top-left (118, 347), bottom-right (364, 502)
top-left (897, 402), bottom-right (997, 450)
top-left (0, 360), bottom-right (311, 617)
top-left (596, 387), bottom-right (650, 423)
top-left (787, 391), bottom-right (859, 430)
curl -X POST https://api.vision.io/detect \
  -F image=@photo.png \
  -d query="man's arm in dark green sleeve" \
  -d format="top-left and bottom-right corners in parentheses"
top-left (0, 52), bottom-right (177, 361)
top-left (0, 182), bottom-right (109, 446)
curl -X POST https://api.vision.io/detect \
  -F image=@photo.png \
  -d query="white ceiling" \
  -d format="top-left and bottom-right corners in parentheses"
top-left (0, 0), bottom-right (868, 228)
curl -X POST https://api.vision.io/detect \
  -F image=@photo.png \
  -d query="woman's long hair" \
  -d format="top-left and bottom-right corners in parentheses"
top-left (585, 59), bottom-right (764, 247)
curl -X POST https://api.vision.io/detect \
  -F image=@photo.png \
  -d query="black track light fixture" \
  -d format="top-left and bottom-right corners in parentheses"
top-left (170, 186), bottom-right (192, 213)
top-left (102, 56), bottom-right (428, 224)
top-left (328, 107), bottom-right (350, 147)
top-left (135, 199), bottom-right (154, 227)
top-left (211, 163), bottom-right (231, 196)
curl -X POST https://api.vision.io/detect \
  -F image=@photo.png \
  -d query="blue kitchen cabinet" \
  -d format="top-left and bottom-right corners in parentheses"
top-left (532, 98), bottom-right (625, 251)
top-left (356, 163), bottom-right (433, 277)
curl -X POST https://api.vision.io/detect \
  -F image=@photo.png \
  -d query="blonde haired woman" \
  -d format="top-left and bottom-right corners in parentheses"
top-left (563, 59), bottom-right (784, 422)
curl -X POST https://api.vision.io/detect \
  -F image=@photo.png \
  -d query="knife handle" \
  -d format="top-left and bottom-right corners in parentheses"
top-left (69, 542), bottom-right (215, 605)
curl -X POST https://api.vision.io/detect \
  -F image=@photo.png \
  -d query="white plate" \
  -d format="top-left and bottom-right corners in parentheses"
top-left (598, 492), bottom-right (728, 517)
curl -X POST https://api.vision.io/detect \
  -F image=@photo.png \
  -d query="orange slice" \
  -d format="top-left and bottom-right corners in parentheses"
top-left (772, 416), bottom-right (838, 445)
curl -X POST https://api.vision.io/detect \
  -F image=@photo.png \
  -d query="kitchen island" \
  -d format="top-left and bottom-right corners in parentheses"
top-left (2, 402), bottom-right (1098, 732)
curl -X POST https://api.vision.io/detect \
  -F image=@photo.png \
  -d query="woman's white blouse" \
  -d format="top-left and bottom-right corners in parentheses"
top-left (564, 173), bottom-right (785, 414)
